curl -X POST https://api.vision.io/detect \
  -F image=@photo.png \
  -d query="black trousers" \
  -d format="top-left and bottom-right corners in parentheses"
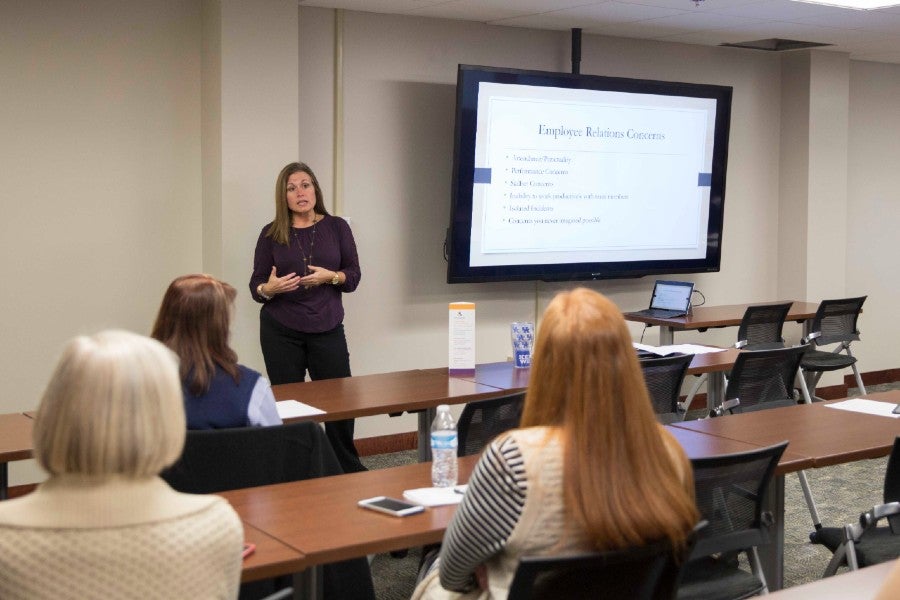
top-left (259, 310), bottom-right (367, 473)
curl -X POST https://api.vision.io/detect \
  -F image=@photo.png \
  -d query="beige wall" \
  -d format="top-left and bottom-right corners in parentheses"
top-left (778, 52), bottom-right (812, 302)
top-left (0, 0), bottom-right (203, 483)
top-left (215, 0), bottom-right (300, 371)
top-left (1, 1), bottom-right (898, 483)
top-left (847, 60), bottom-right (900, 374)
top-left (311, 11), bottom-right (787, 376)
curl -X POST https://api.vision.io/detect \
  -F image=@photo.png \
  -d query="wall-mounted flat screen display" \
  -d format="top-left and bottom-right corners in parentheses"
top-left (446, 64), bottom-right (732, 283)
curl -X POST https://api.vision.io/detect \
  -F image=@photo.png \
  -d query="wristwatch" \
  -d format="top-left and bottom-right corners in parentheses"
top-left (331, 272), bottom-right (341, 285)
top-left (257, 284), bottom-right (272, 300)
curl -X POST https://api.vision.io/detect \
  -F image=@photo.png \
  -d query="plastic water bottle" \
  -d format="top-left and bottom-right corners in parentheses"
top-left (431, 404), bottom-right (458, 488)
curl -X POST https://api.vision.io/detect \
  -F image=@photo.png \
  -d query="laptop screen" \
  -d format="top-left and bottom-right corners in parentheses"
top-left (649, 281), bottom-right (694, 312)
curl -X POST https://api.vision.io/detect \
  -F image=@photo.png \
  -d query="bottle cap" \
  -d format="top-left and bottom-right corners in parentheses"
top-left (437, 404), bottom-right (449, 412)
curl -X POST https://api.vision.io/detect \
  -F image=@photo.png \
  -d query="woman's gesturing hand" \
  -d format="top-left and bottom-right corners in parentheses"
top-left (263, 266), bottom-right (301, 296)
top-left (298, 265), bottom-right (334, 288)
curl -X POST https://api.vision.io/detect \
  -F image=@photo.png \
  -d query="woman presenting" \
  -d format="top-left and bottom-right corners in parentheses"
top-left (250, 162), bottom-right (365, 473)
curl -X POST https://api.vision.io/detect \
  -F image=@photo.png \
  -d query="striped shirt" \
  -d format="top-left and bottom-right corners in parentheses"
top-left (439, 435), bottom-right (528, 592)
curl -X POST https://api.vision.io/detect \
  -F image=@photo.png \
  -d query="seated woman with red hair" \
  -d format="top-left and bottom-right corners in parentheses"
top-left (412, 288), bottom-right (699, 599)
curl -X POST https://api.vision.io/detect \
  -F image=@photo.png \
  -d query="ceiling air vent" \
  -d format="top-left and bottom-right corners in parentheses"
top-left (720, 38), bottom-right (833, 51)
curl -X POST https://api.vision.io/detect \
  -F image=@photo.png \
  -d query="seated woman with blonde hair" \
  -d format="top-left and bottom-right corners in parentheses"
top-left (412, 288), bottom-right (699, 599)
top-left (152, 274), bottom-right (281, 429)
top-left (0, 330), bottom-right (243, 599)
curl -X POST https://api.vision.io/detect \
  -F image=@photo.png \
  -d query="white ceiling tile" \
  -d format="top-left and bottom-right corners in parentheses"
top-left (713, 19), bottom-right (843, 40)
top-left (591, 18), bottom-right (704, 36)
top-left (409, 0), bottom-right (602, 21)
top-left (656, 28), bottom-right (770, 43)
top-left (707, 0), bottom-right (839, 19)
top-left (618, 10), bottom-right (771, 35)
top-left (301, 0), bottom-right (447, 13)
top-left (301, 0), bottom-right (900, 62)
top-left (493, 2), bottom-right (689, 27)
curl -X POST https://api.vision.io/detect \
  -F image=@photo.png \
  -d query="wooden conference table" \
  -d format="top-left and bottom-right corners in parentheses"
top-left (624, 300), bottom-right (820, 345)
top-left (271, 350), bottom-right (740, 460)
top-left (271, 368), bottom-right (511, 461)
top-left (0, 348), bottom-right (740, 498)
top-left (0, 412), bottom-right (34, 500)
top-left (241, 523), bottom-right (307, 583)
top-left (451, 350), bottom-right (740, 413)
top-left (223, 427), bottom-right (766, 598)
top-left (229, 391), bottom-right (900, 597)
top-left (766, 561), bottom-right (895, 599)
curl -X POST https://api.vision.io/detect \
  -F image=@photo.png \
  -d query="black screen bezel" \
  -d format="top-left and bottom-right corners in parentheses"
top-left (446, 64), bottom-right (732, 284)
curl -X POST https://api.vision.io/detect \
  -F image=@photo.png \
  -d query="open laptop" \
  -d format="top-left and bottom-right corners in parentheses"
top-left (631, 280), bottom-right (694, 319)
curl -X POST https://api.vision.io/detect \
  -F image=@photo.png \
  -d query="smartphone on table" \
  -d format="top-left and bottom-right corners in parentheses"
top-left (358, 496), bottom-right (425, 517)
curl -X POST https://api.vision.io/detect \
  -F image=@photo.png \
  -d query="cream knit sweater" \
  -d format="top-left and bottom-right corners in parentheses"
top-left (0, 475), bottom-right (243, 599)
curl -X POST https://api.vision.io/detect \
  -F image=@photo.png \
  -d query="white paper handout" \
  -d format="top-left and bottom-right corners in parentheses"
top-left (403, 487), bottom-right (465, 507)
top-left (825, 398), bottom-right (900, 419)
top-left (633, 343), bottom-right (726, 356)
top-left (276, 400), bottom-right (325, 419)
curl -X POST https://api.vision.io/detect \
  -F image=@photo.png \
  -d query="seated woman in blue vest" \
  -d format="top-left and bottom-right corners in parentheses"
top-left (152, 274), bottom-right (282, 429)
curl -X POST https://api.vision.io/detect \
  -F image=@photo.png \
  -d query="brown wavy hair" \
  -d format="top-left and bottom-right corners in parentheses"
top-left (266, 162), bottom-right (330, 245)
top-left (151, 274), bottom-right (240, 395)
top-left (520, 287), bottom-right (698, 551)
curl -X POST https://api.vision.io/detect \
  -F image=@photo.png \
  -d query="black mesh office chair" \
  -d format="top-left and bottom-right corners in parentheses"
top-left (640, 353), bottom-right (694, 424)
top-left (683, 302), bottom-right (792, 411)
top-left (797, 296), bottom-right (867, 404)
top-left (734, 302), bottom-right (792, 351)
top-left (162, 422), bottom-right (376, 600)
top-left (709, 345), bottom-right (823, 535)
top-left (677, 442), bottom-right (788, 600)
top-left (508, 523), bottom-right (704, 600)
top-left (814, 437), bottom-right (900, 570)
top-left (457, 391), bottom-right (526, 457)
top-left (712, 345), bottom-right (808, 416)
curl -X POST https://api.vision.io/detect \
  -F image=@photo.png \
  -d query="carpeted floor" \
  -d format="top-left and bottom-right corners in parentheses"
top-left (362, 382), bottom-right (899, 600)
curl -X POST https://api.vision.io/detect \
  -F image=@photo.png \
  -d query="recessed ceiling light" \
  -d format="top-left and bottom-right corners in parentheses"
top-left (790, 0), bottom-right (900, 9)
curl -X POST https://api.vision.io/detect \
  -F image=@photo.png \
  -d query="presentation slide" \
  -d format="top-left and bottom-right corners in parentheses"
top-left (468, 82), bottom-right (718, 267)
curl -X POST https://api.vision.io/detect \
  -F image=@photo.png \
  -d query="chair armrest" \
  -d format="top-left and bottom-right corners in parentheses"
top-left (801, 331), bottom-right (821, 345)
top-left (712, 397), bottom-right (740, 417)
top-left (842, 501), bottom-right (900, 545)
top-left (861, 501), bottom-right (900, 530)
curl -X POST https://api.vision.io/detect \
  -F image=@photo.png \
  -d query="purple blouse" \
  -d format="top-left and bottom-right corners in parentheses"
top-left (249, 215), bottom-right (361, 333)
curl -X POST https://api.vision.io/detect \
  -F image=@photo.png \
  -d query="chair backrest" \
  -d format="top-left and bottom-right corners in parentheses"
top-left (883, 437), bottom-right (900, 503)
top-left (507, 524), bottom-right (702, 600)
top-left (722, 345), bottom-right (808, 413)
top-left (161, 423), bottom-right (376, 600)
top-left (162, 421), bottom-right (343, 493)
top-left (810, 296), bottom-right (866, 347)
top-left (457, 391), bottom-right (525, 457)
top-left (689, 441), bottom-right (787, 559)
top-left (640, 353), bottom-right (694, 419)
top-left (736, 302), bottom-right (792, 350)
top-left (882, 437), bottom-right (900, 533)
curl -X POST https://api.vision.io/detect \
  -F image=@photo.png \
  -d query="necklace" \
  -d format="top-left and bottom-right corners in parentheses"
top-left (291, 215), bottom-right (318, 275)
